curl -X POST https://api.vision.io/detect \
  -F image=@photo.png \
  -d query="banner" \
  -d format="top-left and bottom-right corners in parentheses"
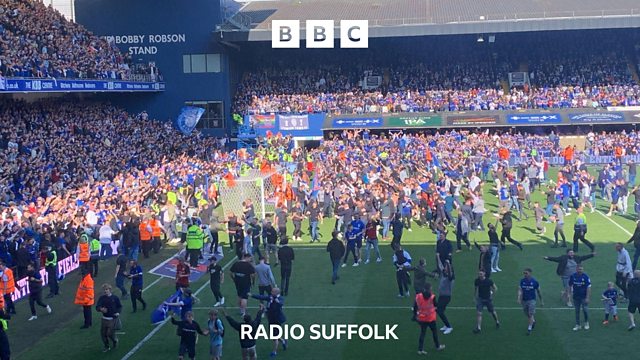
top-left (250, 114), bottom-right (276, 129)
top-left (12, 254), bottom-right (79, 302)
top-left (0, 78), bottom-right (165, 93)
top-left (279, 115), bottom-right (309, 130)
top-left (506, 113), bottom-right (562, 124)
top-left (568, 112), bottom-right (625, 123)
top-left (387, 115), bottom-right (442, 127)
top-left (447, 115), bottom-right (499, 126)
top-left (607, 106), bottom-right (640, 112)
top-left (175, 106), bottom-right (205, 135)
top-left (331, 117), bottom-right (383, 128)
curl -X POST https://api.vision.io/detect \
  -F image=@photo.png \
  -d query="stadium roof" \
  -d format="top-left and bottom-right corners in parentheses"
top-left (219, 0), bottom-right (640, 41)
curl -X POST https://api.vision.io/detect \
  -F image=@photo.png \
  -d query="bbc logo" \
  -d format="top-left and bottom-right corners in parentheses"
top-left (272, 20), bottom-right (368, 48)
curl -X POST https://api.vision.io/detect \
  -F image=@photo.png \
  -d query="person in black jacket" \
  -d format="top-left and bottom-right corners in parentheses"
top-left (627, 220), bottom-right (640, 270)
top-left (391, 214), bottom-right (404, 249)
top-left (222, 306), bottom-right (265, 360)
top-left (543, 249), bottom-right (595, 307)
top-left (497, 210), bottom-right (523, 250)
top-left (435, 228), bottom-right (452, 274)
top-left (95, 284), bottom-right (122, 352)
top-left (170, 311), bottom-right (208, 360)
top-left (326, 231), bottom-right (345, 285)
top-left (122, 217), bottom-right (141, 260)
top-left (474, 242), bottom-right (493, 278)
top-left (250, 288), bottom-right (288, 357)
top-left (488, 223), bottom-right (502, 272)
top-left (277, 240), bottom-right (295, 296)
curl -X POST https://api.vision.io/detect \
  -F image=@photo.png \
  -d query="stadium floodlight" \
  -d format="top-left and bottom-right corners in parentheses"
top-left (477, 35), bottom-right (484, 42)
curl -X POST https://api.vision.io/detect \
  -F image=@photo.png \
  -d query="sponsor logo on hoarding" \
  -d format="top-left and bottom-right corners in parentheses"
top-left (506, 113), bottom-right (562, 124)
top-left (568, 112), bottom-right (625, 123)
top-left (332, 117), bottom-right (382, 128)
top-left (447, 115), bottom-right (499, 126)
top-left (387, 115), bottom-right (442, 127)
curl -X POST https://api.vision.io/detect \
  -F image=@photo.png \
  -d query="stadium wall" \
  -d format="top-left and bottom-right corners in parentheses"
top-left (74, 0), bottom-right (231, 136)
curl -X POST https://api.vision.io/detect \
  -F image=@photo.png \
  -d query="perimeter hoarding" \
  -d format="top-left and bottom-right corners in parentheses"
top-left (506, 113), bottom-right (562, 124)
top-left (569, 112), bottom-right (625, 123)
top-left (386, 115), bottom-right (442, 127)
top-left (446, 115), bottom-right (500, 126)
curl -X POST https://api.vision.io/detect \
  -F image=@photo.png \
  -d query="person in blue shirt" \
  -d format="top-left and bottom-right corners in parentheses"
top-left (498, 184), bottom-right (510, 212)
top-left (601, 282), bottom-right (618, 324)
top-left (207, 309), bottom-right (224, 360)
top-left (127, 259), bottom-right (147, 312)
top-left (341, 224), bottom-right (359, 267)
top-left (351, 214), bottom-right (365, 262)
top-left (560, 181), bottom-right (571, 215)
top-left (517, 268), bottom-right (543, 335)
top-left (569, 265), bottom-right (591, 331)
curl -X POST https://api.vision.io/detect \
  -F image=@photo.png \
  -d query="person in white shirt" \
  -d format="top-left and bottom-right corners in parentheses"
top-left (99, 220), bottom-right (117, 260)
top-left (615, 243), bottom-right (633, 299)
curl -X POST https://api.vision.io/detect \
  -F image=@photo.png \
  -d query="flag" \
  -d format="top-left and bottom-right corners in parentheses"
top-left (151, 290), bottom-right (182, 324)
top-left (175, 106), bottom-right (205, 135)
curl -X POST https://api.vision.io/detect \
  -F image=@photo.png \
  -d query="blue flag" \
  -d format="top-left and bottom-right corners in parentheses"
top-left (151, 290), bottom-right (182, 324)
top-left (175, 106), bottom-right (205, 135)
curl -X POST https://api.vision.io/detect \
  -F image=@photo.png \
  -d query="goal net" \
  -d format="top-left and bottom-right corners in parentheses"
top-left (218, 167), bottom-right (285, 220)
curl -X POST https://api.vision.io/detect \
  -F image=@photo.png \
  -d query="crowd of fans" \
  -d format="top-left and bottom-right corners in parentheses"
top-left (233, 34), bottom-right (639, 115)
top-left (0, 99), bottom-right (224, 270)
top-left (0, 0), bottom-right (156, 80)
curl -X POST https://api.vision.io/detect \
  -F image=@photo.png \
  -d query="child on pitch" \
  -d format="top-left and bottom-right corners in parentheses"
top-left (602, 282), bottom-right (619, 325)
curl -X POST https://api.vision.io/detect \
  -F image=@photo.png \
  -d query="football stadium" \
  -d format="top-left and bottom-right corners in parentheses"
top-left (1, 0), bottom-right (640, 359)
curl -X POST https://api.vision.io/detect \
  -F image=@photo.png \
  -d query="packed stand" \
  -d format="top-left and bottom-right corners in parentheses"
top-left (0, 0), bottom-right (155, 80)
top-left (234, 32), bottom-right (639, 115)
top-left (0, 99), bottom-right (224, 278)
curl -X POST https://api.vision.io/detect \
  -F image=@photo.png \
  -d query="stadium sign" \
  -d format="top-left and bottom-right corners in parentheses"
top-left (0, 78), bottom-right (164, 93)
top-left (272, 20), bottom-right (368, 48)
top-left (568, 112), bottom-right (625, 123)
top-left (506, 113), bottom-right (562, 124)
top-left (279, 115), bottom-right (310, 130)
top-left (104, 33), bottom-right (186, 55)
top-left (331, 117), bottom-right (383, 128)
top-left (386, 115), bottom-right (442, 127)
top-left (446, 115), bottom-right (500, 126)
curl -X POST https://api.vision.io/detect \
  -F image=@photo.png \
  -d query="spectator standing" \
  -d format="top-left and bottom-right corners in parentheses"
top-left (26, 263), bottom-right (52, 321)
top-left (413, 283), bottom-right (445, 355)
top-left (327, 231), bottom-right (345, 285)
top-left (277, 239), bottom-right (295, 296)
top-left (95, 284), bottom-right (122, 352)
top-left (569, 265), bottom-right (592, 331)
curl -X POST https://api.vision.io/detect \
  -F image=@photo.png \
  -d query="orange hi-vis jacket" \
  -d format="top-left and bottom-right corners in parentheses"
top-left (150, 219), bottom-right (162, 237)
top-left (78, 241), bottom-right (90, 263)
top-left (74, 273), bottom-right (95, 306)
top-left (139, 221), bottom-right (152, 241)
top-left (415, 293), bottom-right (436, 322)
top-left (1, 267), bottom-right (15, 294)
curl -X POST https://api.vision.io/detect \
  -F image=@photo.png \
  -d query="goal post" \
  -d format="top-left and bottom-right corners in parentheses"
top-left (218, 167), bottom-right (285, 220)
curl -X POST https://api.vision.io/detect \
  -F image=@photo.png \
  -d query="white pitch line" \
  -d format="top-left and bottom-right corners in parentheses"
top-left (596, 210), bottom-right (633, 236)
top-left (121, 255), bottom-right (237, 360)
top-left (142, 276), bottom-right (163, 293)
top-left (192, 305), bottom-right (608, 311)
